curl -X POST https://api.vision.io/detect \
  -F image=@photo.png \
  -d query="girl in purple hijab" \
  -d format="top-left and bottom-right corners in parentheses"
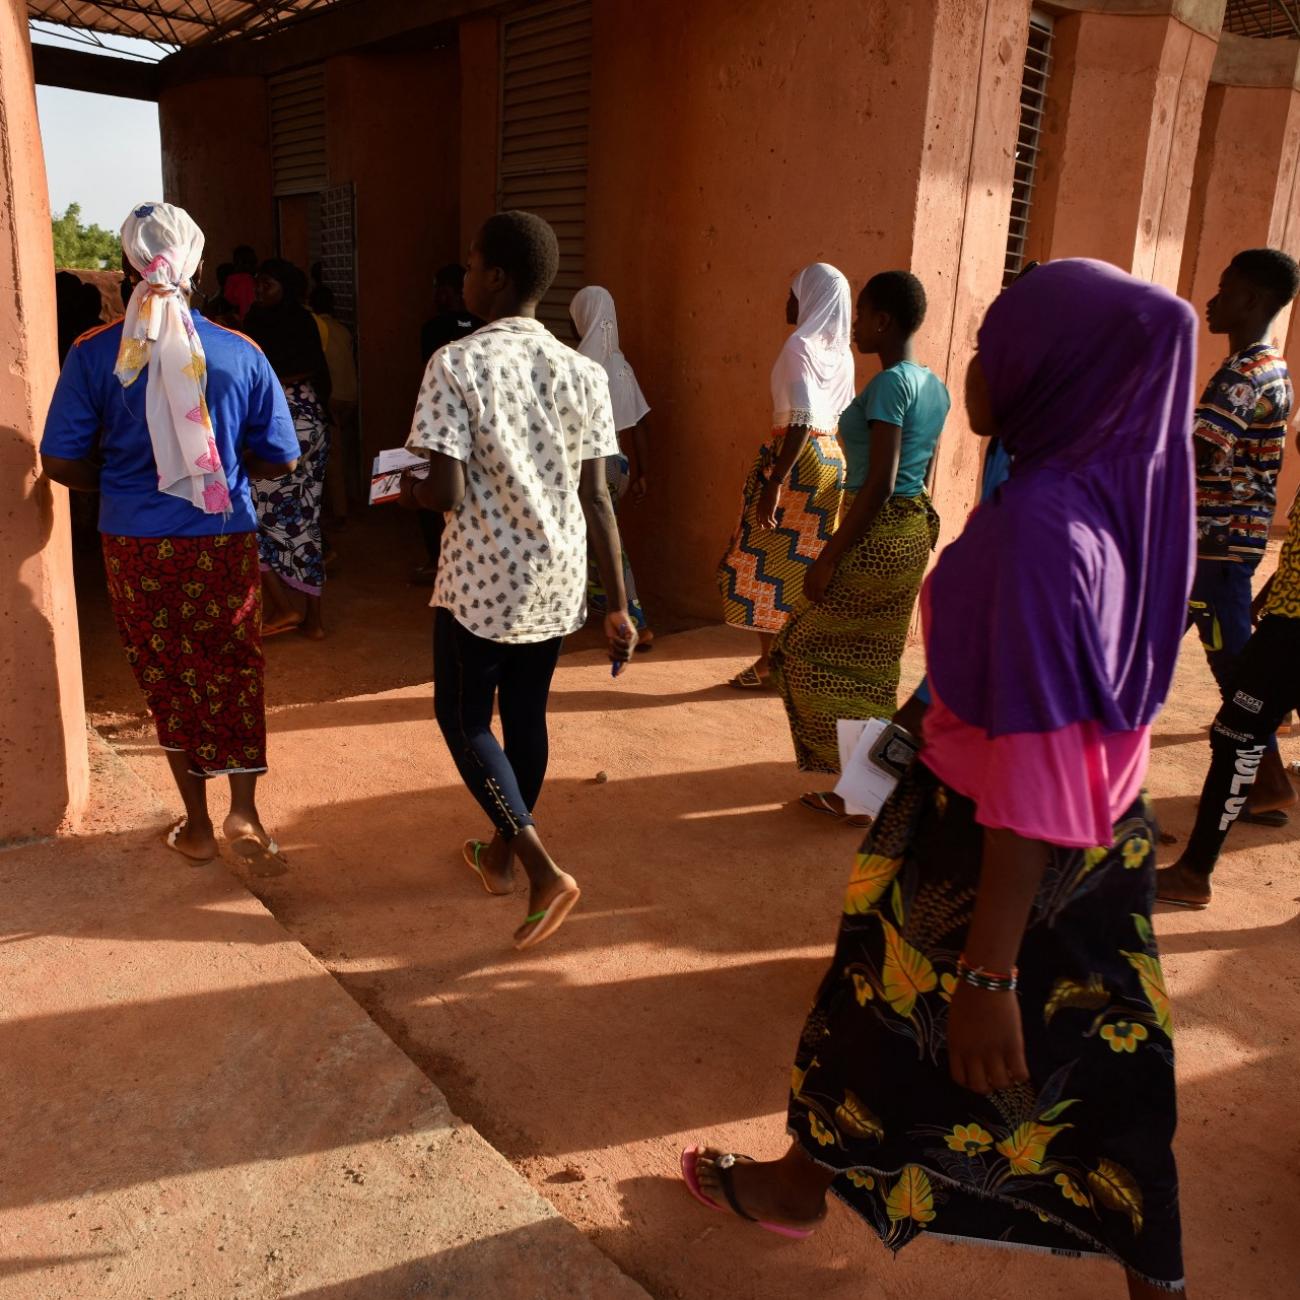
top-left (681, 261), bottom-right (1194, 1297)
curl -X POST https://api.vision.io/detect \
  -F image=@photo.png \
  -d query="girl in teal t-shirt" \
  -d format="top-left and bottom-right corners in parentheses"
top-left (839, 359), bottom-right (949, 496)
top-left (770, 271), bottom-right (950, 805)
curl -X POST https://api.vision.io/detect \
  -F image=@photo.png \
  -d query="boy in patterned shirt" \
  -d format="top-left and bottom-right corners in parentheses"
top-left (1186, 247), bottom-right (1299, 822)
top-left (1158, 420), bottom-right (1300, 909)
top-left (402, 211), bottom-right (635, 951)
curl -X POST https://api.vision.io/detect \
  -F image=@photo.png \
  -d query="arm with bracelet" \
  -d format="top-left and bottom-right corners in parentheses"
top-left (947, 828), bottom-right (1049, 1093)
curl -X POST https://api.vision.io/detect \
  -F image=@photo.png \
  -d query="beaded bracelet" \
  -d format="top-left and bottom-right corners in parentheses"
top-left (957, 955), bottom-right (1019, 993)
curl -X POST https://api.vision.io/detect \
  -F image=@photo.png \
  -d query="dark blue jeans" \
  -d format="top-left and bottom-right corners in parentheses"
top-left (432, 607), bottom-right (563, 840)
top-left (1187, 555), bottom-right (1277, 753)
top-left (1188, 556), bottom-right (1258, 688)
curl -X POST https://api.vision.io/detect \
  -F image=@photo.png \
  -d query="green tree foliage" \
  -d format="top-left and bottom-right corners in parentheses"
top-left (52, 203), bottom-right (121, 270)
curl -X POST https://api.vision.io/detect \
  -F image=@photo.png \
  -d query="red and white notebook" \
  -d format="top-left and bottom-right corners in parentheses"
top-left (369, 448), bottom-right (428, 505)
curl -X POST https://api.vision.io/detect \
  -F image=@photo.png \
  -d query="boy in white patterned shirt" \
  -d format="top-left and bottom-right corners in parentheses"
top-left (403, 210), bottom-right (635, 950)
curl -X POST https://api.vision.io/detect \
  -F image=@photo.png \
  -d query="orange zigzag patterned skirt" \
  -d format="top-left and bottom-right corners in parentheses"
top-left (716, 429), bottom-right (846, 634)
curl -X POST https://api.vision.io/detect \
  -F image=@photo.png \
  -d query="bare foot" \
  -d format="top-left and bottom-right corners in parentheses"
top-left (262, 613), bottom-right (304, 637)
top-left (297, 623), bottom-right (327, 641)
top-left (693, 1148), bottom-right (826, 1227)
top-left (513, 870), bottom-right (581, 949)
top-left (163, 817), bottom-right (218, 863)
top-left (1155, 863), bottom-right (1211, 909)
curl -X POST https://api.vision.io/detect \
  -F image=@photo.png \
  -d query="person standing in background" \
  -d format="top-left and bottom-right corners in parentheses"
top-left (224, 245), bottom-right (258, 322)
top-left (1185, 248), bottom-right (1299, 824)
top-left (571, 285), bottom-right (655, 647)
top-left (203, 263), bottom-right (241, 329)
top-left (244, 258), bottom-right (333, 640)
top-left (421, 263), bottom-right (484, 363)
top-left (412, 263), bottom-right (484, 585)
top-left (716, 263), bottom-right (854, 688)
top-left (310, 284), bottom-right (358, 528)
top-left (56, 271), bottom-right (102, 363)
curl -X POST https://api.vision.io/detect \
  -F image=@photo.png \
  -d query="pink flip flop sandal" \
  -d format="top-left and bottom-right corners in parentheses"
top-left (679, 1146), bottom-right (818, 1240)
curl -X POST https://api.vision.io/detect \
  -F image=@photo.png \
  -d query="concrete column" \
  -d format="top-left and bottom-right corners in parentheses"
top-left (916, 0), bottom-right (1033, 541)
top-left (1027, 0), bottom-right (1225, 289)
top-left (583, 0), bottom-right (1028, 619)
top-left (1180, 33), bottom-right (1300, 396)
top-left (0, 0), bottom-right (88, 840)
top-left (325, 49), bottom-right (461, 465)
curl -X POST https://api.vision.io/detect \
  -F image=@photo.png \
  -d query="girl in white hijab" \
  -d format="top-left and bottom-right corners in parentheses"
top-left (571, 286), bottom-right (655, 645)
top-left (716, 263), bottom-right (854, 687)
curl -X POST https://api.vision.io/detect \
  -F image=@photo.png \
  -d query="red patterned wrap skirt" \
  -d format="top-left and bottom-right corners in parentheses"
top-left (102, 532), bottom-right (267, 778)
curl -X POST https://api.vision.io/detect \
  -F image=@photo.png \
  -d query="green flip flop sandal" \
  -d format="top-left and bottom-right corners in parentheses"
top-left (514, 885), bottom-right (582, 951)
top-left (464, 840), bottom-right (513, 896)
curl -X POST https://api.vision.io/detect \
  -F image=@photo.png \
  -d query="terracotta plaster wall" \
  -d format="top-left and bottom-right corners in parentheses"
top-left (583, 0), bottom-right (1025, 619)
top-left (1027, 11), bottom-right (1216, 290)
top-left (0, 0), bottom-right (88, 838)
top-left (326, 49), bottom-right (461, 463)
top-left (160, 77), bottom-right (274, 284)
top-left (1181, 84), bottom-right (1300, 386)
top-left (915, 0), bottom-right (1030, 544)
top-left (458, 17), bottom-right (499, 252)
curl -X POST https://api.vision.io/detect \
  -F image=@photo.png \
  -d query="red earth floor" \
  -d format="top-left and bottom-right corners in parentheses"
top-left (77, 512), bottom-right (1300, 1300)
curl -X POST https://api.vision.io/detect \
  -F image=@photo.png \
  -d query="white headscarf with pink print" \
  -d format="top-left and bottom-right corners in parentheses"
top-left (115, 201), bottom-right (231, 516)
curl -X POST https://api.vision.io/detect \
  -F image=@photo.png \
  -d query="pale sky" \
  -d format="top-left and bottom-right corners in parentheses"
top-left (31, 27), bottom-right (165, 233)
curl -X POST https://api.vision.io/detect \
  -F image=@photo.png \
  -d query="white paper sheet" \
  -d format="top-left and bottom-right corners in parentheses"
top-left (833, 717), bottom-right (899, 818)
top-left (836, 718), bottom-right (872, 775)
top-left (374, 447), bottom-right (428, 474)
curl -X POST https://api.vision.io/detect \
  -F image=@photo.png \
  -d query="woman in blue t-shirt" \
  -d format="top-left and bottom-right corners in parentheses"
top-left (770, 271), bottom-right (949, 804)
top-left (41, 203), bottom-right (300, 871)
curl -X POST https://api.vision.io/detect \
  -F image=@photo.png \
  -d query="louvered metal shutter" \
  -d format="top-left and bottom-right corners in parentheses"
top-left (498, 0), bottom-right (592, 333)
top-left (270, 65), bottom-right (327, 198)
top-left (1003, 11), bottom-right (1054, 285)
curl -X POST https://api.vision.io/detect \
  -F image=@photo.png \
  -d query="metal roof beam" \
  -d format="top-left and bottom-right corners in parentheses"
top-left (185, 0), bottom-right (285, 46)
top-left (1277, 1), bottom-right (1300, 36)
top-left (73, 0), bottom-right (216, 23)
top-left (32, 40), bottom-right (161, 97)
top-left (160, 0), bottom-right (509, 81)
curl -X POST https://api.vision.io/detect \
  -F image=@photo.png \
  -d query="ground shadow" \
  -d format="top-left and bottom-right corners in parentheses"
top-left (77, 510), bottom-right (734, 732)
top-left (283, 1216), bottom-right (641, 1299)
top-left (1151, 730), bottom-right (1211, 750)
top-left (0, 826), bottom-right (459, 1214)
